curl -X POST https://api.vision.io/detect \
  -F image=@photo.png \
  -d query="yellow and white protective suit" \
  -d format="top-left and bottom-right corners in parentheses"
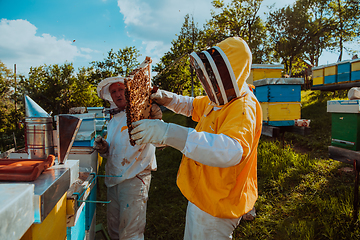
top-left (96, 76), bottom-right (157, 240)
top-left (131, 37), bottom-right (262, 239)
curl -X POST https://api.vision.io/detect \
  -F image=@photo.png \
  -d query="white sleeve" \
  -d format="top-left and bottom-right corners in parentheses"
top-left (181, 129), bottom-right (243, 168)
top-left (166, 94), bottom-right (194, 117)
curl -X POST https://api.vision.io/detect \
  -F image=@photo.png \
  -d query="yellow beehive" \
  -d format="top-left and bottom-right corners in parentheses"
top-left (312, 66), bottom-right (324, 86)
top-left (261, 102), bottom-right (301, 122)
top-left (323, 63), bottom-right (338, 84)
top-left (351, 59), bottom-right (360, 71)
top-left (247, 64), bottom-right (284, 84)
top-left (324, 64), bottom-right (337, 76)
top-left (21, 193), bottom-right (67, 240)
top-left (351, 59), bottom-right (360, 81)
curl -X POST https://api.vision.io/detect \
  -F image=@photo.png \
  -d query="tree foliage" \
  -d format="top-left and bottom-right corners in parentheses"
top-left (203, 0), bottom-right (271, 63)
top-left (19, 63), bottom-right (102, 116)
top-left (153, 15), bottom-right (204, 96)
top-left (267, 0), bottom-right (359, 76)
top-left (0, 61), bottom-right (17, 134)
top-left (88, 46), bottom-right (141, 85)
top-left (327, 0), bottom-right (360, 61)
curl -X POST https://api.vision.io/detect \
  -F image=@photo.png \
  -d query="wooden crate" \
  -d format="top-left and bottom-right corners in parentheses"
top-left (331, 113), bottom-right (360, 151)
top-left (312, 66), bottom-right (324, 86)
top-left (351, 59), bottom-right (360, 82)
top-left (261, 102), bottom-right (301, 126)
top-left (324, 63), bottom-right (337, 85)
top-left (337, 60), bottom-right (351, 83)
top-left (247, 64), bottom-right (283, 84)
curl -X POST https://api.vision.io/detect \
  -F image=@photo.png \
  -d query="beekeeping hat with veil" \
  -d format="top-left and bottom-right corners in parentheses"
top-left (190, 37), bottom-right (252, 106)
top-left (97, 76), bottom-right (125, 110)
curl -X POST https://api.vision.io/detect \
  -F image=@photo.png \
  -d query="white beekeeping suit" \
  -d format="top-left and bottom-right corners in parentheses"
top-left (96, 76), bottom-right (157, 240)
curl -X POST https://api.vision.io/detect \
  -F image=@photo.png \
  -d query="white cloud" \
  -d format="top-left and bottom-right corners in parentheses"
top-left (117, 0), bottom-right (218, 69)
top-left (117, 0), bottom-right (215, 42)
top-left (141, 40), bottom-right (170, 63)
top-left (0, 19), bottom-right (93, 75)
top-left (80, 47), bottom-right (99, 54)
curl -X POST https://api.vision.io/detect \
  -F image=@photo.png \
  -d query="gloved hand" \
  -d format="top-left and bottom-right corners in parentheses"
top-left (149, 103), bottom-right (162, 119)
top-left (150, 89), bottom-right (176, 106)
top-left (93, 135), bottom-right (109, 154)
top-left (130, 119), bottom-right (188, 151)
top-left (151, 89), bottom-right (193, 117)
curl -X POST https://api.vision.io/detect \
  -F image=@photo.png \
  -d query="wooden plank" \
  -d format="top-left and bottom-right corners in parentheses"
top-left (280, 126), bottom-right (311, 136)
top-left (311, 81), bottom-right (360, 91)
top-left (261, 125), bottom-right (310, 138)
top-left (328, 145), bottom-right (360, 165)
top-left (261, 125), bottom-right (280, 138)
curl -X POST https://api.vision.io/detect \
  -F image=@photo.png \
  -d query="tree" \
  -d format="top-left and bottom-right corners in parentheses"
top-left (299, 0), bottom-right (333, 67)
top-left (19, 63), bottom-right (102, 116)
top-left (0, 61), bottom-right (17, 134)
top-left (266, 0), bottom-right (333, 75)
top-left (88, 46), bottom-right (141, 85)
top-left (203, 0), bottom-right (271, 63)
top-left (327, 0), bottom-right (360, 61)
top-left (153, 15), bottom-right (204, 96)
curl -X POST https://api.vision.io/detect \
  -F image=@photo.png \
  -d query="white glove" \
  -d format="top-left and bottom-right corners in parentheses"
top-left (93, 135), bottom-right (109, 154)
top-left (151, 89), bottom-right (193, 117)
top-left (130, 119), bottom-right (188, 151)
top-left (150, 89), bottom-right (176, 106)
top-left (149, 103), bottom-right (162, 119)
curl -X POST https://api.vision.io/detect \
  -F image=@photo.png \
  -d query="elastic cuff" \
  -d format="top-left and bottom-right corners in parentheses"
top-left (165, 123), bottom-right (189, 152)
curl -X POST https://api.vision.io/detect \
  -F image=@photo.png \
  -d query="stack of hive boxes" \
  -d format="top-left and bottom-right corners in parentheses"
top-left (311, 58), bottom-right (360, 87)
top-left (352, 58), bottom-right (360, 82)
top-left (253, 77), bottom-right (304, 126)
top-left (312, 65), bottom-right (325, 87)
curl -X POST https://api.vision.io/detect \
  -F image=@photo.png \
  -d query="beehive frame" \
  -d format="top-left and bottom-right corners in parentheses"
top-left (124, 56), bottom-right (152, 146)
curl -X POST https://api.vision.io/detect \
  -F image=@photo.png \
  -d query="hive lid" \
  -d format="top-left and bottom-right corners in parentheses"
top-left (327, 100), bottom-right (360, 113)
top-left (25, 95), bottom-right (50, 118)
top-left (57, 115), bottom-right (82, 164)
top-left (253, 78), bottom-right (304, 87)
top-left (251, 64), bottom-right (284, 69)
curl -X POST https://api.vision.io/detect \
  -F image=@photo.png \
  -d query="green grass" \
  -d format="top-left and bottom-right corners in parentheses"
top-left (97, 91), bottom-right (360, 239)
top-left (285, 90), bottom-right (348, 158)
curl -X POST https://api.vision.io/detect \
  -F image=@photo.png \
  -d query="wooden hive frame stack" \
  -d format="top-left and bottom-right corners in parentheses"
top-left (124, 56), bottom-right (152, 146)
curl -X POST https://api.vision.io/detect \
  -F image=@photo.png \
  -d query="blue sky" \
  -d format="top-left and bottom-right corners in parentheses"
top-left (0, 0), bottom-right (357, 76)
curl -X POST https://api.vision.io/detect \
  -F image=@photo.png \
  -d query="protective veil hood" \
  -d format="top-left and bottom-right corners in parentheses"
top-left (97, 76), bottom-right (125, 109)
top-left (190, 37), bottom-right (252, 105)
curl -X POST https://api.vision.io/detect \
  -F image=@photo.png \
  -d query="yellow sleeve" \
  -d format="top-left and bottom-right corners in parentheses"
top-left (192, 96), bottom-right (211, 122)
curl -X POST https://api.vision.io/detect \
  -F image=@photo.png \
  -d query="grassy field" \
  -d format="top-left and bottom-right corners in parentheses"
top-left (97, 90), bottom-right (360, 239)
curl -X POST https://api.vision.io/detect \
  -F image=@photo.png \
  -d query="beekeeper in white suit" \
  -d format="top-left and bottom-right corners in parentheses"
top-left (93, 76), bottom-right (162, 240)
top-left (130, 37), bottom-right (263, 239)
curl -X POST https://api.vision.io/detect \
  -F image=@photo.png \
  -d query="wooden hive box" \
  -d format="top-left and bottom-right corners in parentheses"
top-left (337, 60), bottom-right (351, 83)
top-left (254, 78), bottom-right (303, 127)
top-left (312, 65), bottom-right (324, 86)
top-left (324, 62), bottom-right (338, 85)
top-left (246, 64), bottom-right (284, 84)
top-left (328, 100), bottom-right (360, 151)
top-left (351, 58), bottom-right (360, 82)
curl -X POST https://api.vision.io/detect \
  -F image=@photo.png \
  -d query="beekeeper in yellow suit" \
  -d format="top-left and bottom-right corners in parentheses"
top-left (131, 37), bottom-right (262, 239)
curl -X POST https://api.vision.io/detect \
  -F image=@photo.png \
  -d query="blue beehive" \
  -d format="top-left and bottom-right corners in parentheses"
top-left (85, 182), bottom-right (97, 230)
top-left (253, 78), bottom-right (303, 102)
top-left (337, 60), bottom-right (351, 83)
top-left (324, 62), bottom-right (337, 85)
top-left (253, 78), bottom-right (304, 127)
top-left (66, 203), bottom-right (86, 240)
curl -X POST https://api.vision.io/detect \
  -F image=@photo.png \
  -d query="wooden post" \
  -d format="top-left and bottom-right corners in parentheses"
top-left (13, 132), bottom-right (17, 151)
top-left (353, 160), bottom-right (359, 221)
